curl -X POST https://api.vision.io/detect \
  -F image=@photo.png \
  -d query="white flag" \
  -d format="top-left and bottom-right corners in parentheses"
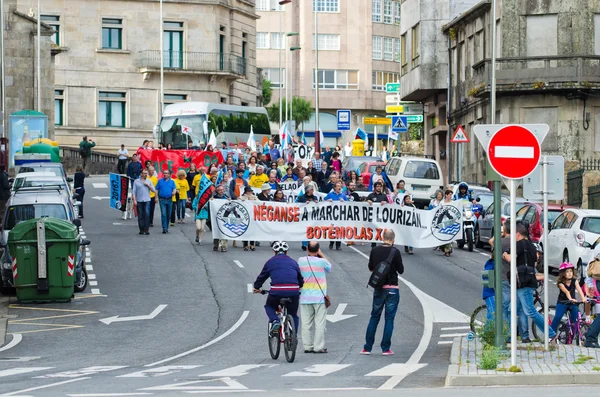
top-left (319, 129), bottom-right (325, 148)
top-left (181, 125), bottom-right (192, 135)
top-left (208, 129), bottom-right (217, 148)
top-left (389, 130), bottom-right (399, 141)
top-left (247, 125), bottom-right (257, 152)
top-left (279, 122), bottom-right (289, 150)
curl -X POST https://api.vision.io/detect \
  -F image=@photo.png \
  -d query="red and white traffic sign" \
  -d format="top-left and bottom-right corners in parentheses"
top-left (487, 125), bottom-right (541, 179)
top-left (451, 125), bottom-right (469, 143)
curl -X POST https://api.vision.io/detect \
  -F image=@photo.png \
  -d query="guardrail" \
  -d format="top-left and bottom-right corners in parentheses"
top-left (136, 50), bottom-right (247, 76)
top-left (60, 146), bottom-right (118, 174)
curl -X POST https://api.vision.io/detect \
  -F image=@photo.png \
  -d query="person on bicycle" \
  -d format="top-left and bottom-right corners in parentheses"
top-left (550, 262), bottom-right (587, 334)
top-left (253, 241), bottom-right (304, 336)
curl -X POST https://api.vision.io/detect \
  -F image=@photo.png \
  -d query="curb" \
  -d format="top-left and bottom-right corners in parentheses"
top-left (0, 295), bottom-right (9, 347)
top-left (449, 336), bottom-right (461, 365)
top-left (446, 371), bottom-right (600, 387)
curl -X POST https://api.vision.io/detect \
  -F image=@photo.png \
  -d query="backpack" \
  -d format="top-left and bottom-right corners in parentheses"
top-left (79, 144), bottom-right (88, 158)
top-left (516, 240), bottom-right (537, 289)
top-left (368, 247), bottom-right (397, 289)
top-left (587, 258), bottom-right (600, 280)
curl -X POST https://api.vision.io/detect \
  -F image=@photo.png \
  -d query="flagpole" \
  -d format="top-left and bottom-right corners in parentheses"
top-left (314, 6), bottom-right (320, 149)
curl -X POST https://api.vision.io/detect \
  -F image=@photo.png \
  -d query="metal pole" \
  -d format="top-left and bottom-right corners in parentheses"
top-left (159, 0), bottom-right (164, 120)
top-left (490, 0), bottom-right (504, 350)
top-left (37, 0), bottom-right (41, 112)
top-left (373, 126), bottom-right (377, 155)
top-left (314, 7), bottom-right (320, 146)
top-left (510, 178), bottom-right (517, 366)
top-left (1, 0), bottom-right (5, 138)
top-left (543, 156), bottom-right (549, 351)
top-left (457, 143), bottom-right (462, 181)
top-left (290, 49), bottom-right (293, 134)
top-left (278, 9), bottom-right (283, 129)
top-left (285, 39), bottom-right (289, 124)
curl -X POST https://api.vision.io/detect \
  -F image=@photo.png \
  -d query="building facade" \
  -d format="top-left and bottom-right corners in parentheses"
top-left (399, 0), bottom-right (481, 184)
top-left (443, 0), bottom-right (600, 183)
top-left (256, 0), bottom-right (402, 147)
top-left (16, 0), bottom-right (261, 152)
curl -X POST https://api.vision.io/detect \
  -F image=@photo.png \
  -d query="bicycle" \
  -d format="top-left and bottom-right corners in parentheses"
top-left (258, 290), bottom-right (297, 363)
top-left (553, 298), bottom-right (600, 345)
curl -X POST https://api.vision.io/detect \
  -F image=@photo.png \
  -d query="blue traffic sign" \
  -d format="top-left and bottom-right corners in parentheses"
top-left (337, 110), bottom-right (351, 131)
top-left (391, 116), bottom-right (408, 133)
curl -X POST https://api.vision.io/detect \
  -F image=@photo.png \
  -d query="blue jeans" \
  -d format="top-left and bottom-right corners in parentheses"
top-left (177, 199), bottom-right (187, 220)
top-left (136, 201), bottom-right (150, 232)
top-left (265, 293), bottom-right (300, 334)
top-left (517, 287), bottom-right (556, 339)
top-left (585, 314), bottom-right (600, 344)
top-left (159, 199), bottom-right (173, 231)
top-left (364, 288), bottom-right (400, 352)
top-left (484, 296), bottom-right (496, 323)
top-left (502, 280), bottom-right (529, 339)
top-left (550, 303), bottom-right (578, 333)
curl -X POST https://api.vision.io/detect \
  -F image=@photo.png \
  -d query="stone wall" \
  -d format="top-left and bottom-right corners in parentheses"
top-left (61, 147), bottom-right (118, 175)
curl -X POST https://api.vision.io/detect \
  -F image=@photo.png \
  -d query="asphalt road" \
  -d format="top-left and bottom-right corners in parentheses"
top-left (0, 175), bottom-right (536, 396)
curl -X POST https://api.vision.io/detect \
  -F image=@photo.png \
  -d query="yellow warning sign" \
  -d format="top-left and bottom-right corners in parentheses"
top-left (386, 105), bottom-right (404, 113)
top-left (363, 117), bottom-right (391, 125)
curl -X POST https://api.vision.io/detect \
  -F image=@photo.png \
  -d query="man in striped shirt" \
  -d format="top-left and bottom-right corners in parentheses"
top-left (298, 241), bottom-right (332, 353)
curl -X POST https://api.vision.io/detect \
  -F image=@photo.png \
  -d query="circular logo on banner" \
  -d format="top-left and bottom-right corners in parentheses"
top-left (114, 201), bottom-right (122, 210)
top-left (216, 201), bottom-right (250, 238)
top-left (430, 205), bottom-right (462, 242)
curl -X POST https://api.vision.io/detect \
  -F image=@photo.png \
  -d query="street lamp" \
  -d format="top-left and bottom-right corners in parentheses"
top-left (278, 0), bottom-right (291, 129)
top-left (285, 32), bottom-right (299, 129)
top-left (159, 0), bottom-right (164, 122)
top-left (289, 46), bottom-right (301, 134)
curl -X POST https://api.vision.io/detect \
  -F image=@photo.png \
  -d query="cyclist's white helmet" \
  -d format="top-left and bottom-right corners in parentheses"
top-left (272, 241), bottom-right (289, 254)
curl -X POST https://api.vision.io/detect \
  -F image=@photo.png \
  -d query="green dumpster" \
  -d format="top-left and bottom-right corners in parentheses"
top-left (8, 218), bottom-right (78, 303)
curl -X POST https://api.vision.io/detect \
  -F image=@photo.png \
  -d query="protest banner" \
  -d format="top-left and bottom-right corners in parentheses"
top-left (250, 180), bottom-right (325, 203)
top-left (294, 144), bottom-right (314, 163)
top-left (138, 150), bottom-right (223, 176)
top-left (196, 174), bottom-right (215, 213)
top-left (109, 173), bottom-right (128, 212)
top-left (209, 200), bottom-right (463, 247)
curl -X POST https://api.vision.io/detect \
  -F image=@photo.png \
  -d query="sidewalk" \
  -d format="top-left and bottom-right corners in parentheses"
top-left (0, 295), bottom-right (8, 347)
top-left (446, 336), bottom-right (600, 386)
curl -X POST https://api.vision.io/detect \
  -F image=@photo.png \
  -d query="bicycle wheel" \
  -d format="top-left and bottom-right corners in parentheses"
top-left (531, 305), bottom-right (556, 340)
top-left (283, 315), bottom-right (297, 363)
top-left (268, 323), bottom-right (280, 360)
top-left (578, 323), bottom-right (591, 346)
top-left (470, 305), bottom-right (487, 333)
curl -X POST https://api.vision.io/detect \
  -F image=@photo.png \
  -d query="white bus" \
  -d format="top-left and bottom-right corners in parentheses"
top-left (156, 102), bottom-right (271, 149)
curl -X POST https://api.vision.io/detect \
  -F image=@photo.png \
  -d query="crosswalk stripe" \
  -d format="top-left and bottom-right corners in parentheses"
top-left (283, 364), bottom-right (352, 377)
top-left (199, 364), bottom-right (276, 377)
top-left (440, 333), bottom-right (468, 338)
top-left (118, 365), bottom-right (203, 378)
top-left (0, 367), bottom-right (53, 377)
top-left (438, 341), bottom-right (454, 345)
top-left (440, 326), bottom-right (470, 331)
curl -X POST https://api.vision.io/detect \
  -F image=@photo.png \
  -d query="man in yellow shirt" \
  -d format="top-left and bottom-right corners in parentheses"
top-left (148, 166), bottom-right (159, 227)
top-left (249, 165), bottom-right (269, 189)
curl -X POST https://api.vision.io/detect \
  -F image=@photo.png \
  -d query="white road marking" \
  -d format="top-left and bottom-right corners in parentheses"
top-left (140, 376), bottom-right (248, 391)
top-left (294, 388), bottom-right (372, 391)
top-left (440, 333), bottom-right (468, 338)
top-left (247, 284), bottom-right (253, 293)
top-left (0, 356), bottom-right (40, 362)
top-left (479, 252), bottom-right (490, 256)
top-left (0, 367), bottom-right (53, 377)
top-left (86, 251), bottom-right (91, 257)
top-left (118, 365), bottom-right (202, 378)
top-left (233, 260), bottom-right (244, 268)
top-left (441, 326), bottom-right (470, 331)
top-left (326, 303), bottom-right (357, 323)
top-left (99, 305), bottom-right (167, 325)
top-left (69, 394), bottom-right (151, 397)
top-left (145, 311), bottom-right (250, 367)
top-left (89, 281), bottom-right (98, 286)
top-left (495, 146), bottom-right (534, 159)
top-left (283, 364), bottom-right (352, 377)
top-left (2, 377), bottom-right (91, 395)
top-left (87, 265), bottom-right (93, 271)
top-left (438, 341), bottom-right (454, 345)
top-left (88, 274), bottom-right (96, 280)
top-left (93, 183), bottom-right (108, 188)
top-left (85, 258), bottom-right (92, 263)
top-left (0, 334), bottom-right (22, 352)
top-left (34, 366), bottom-right (127, 379)
top-left (185, 213), bottom-right (191, 218)
top-left (200, 365), bottom-right (276, 377)
top-left (91, 289), bottom-right (100, 295)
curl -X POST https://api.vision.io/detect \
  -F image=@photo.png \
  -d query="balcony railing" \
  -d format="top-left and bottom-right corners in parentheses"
top-left (136, 50), bottom-right (246, 77)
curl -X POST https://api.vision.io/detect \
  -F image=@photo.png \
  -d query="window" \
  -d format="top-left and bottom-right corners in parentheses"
top-left (220, 97), bottom-right (228, 103)
top-left (270, 32), bottom-right (283, 49)
top-left (313, 69), bottom-right (359, 90)
top-left (101, 18), bottom-right (123, 50)
top-left (401, 33), bottom-right (407, 74)
top-left (384, 37), bottom-right (394, 61)
top-left (383, 0), bottom-right (393, 24)
top-left (242, 32), bottom-right (247, 59)
top-left (54, 89), bottom-right (64, 126)
top-left (394, 38), bottom-right (400, 62)
top-left (98, 91), bottom-right (125, 128)
top-left (256, 32), bottom-right (269, 49)
top-left (411, 23), bottom-right (420, 68)
top-left (394, 1), bottom-right (400, 24)
top-left (313, 34), bottom-right (340, 50)
top-left (312, 0), bottom-right (339, 12)
top-left (164, 94), bottom-right (187, 108)
top-left (581, 217), bottom-right (600, 234)
top-left (403, 160), bottom-right (440, 180)
top-left (261, 68), bottom-right (285, 88)
top-left (372, 71), bottom-right (399, 91)
top-left (372, 0), bottom-right (381, 23)
top-left (163, 22), bottom-right (184, 68)
top-left (41, 15), bottom-right (60, 46)
top-left (256, 0), bottom-right (284, 11)
top-left (372, 36), bottom-right (382, 60)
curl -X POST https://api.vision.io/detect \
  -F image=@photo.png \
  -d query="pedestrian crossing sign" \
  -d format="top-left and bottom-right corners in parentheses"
top-left (391, 116), bottom-right (408, 133)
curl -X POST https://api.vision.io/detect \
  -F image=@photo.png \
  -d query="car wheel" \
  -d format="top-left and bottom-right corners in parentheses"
top-left (74, 268), bottom-right (88, 293)
top-left (475, 227), bottom-right (484, 248)
top-left (577, 259), bottom-right (583, 281)
top-left (563, 251), bottom-right (570, 265)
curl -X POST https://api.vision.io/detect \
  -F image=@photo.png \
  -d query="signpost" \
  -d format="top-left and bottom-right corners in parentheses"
top-left (523, 156), bottom-right (565, 201)
top-left (451, 125), bottom-right (469, 182)
top-left (363, 117), bottom-right (391, 125)
top-left (474, 124), bottom-right (549, 364)
top-left (337, 109), bottom-right (351, 131)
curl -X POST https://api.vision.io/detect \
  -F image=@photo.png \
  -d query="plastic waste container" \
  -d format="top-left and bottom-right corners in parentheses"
top-left (8, 218), bottom-right (78, 303)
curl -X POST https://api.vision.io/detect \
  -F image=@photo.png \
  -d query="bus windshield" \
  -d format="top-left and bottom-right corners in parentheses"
top-left (159, 115), bottom-right (207, 149)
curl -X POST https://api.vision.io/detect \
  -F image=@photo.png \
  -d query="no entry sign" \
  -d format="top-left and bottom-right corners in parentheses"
top-left (487, 125), bottom-right (541, 179)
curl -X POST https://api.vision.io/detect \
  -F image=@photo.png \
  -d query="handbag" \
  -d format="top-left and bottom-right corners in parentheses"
top-left (307, 256), bottom-right (331, 308)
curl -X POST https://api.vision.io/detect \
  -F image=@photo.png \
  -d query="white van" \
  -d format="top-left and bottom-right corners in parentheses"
top-left (384, 156), bottom-right (445, 209)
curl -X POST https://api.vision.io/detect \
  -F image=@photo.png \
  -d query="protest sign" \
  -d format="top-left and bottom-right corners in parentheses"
top-left (109, 173), bottom-right (129, 212)
top-left (209, 200), bottom-right (463, 247)
top-left (137, 150), bottom-right (223, 176)
top-left (196, 174), bottom-right (215, 213)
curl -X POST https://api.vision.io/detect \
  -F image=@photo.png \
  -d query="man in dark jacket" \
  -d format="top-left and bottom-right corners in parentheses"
top-left (79, 136), bottom-right (96, 176)
top-left (127, 154), bottom-right (142, 189)
top-left (362, 229), bottom-right (404, 356)
top-left (0, 165), bottom-right (10, 223)
top-left (257, 183), bottom-right (271, 201)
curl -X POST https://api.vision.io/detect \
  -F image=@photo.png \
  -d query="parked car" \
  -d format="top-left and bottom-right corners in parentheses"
top-left (0, 188), bottom-right (88, 295)
top-left (18, 162), bottom-right (71, 185)
top-left (450, 183), bottom-right (491, 199)
top-left (516, 203), bottom-right (577, 243)
top-left (12, 172), bottom-right (79, 217)
top-left (357, 161), bottom-right (387, 187)
top-left (384, 156), bottom-right (444, 209)
top-left (546, 209), bottom-right (600, 273)
top-left (341, 156), bottom-right (381, 176)
top-left (476, 195), bottom-right (527, 247)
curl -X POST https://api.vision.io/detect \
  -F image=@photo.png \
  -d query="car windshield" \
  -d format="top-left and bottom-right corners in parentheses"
top-left (13, 178), bottom-right (64, 190)
top-left (403, 161), bottom-right (439, 179)
top-left (4, 204), bottom-right (68, 230)
top-left (368, 165), bottom-right (379, 174)
top-left (476, 195), bottom-right (494, 209)
top-left (18, 167), bottom-right (61, 177)
top-left (581, 217), bottom-right (600, 234)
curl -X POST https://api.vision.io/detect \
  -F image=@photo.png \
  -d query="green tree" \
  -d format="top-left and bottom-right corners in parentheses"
top-left (267, 97), bottom-right (314, 130)
top-left (262, 79), bottom-right (273, 106)
top-left (408, 122), bottom-right (423, 140)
